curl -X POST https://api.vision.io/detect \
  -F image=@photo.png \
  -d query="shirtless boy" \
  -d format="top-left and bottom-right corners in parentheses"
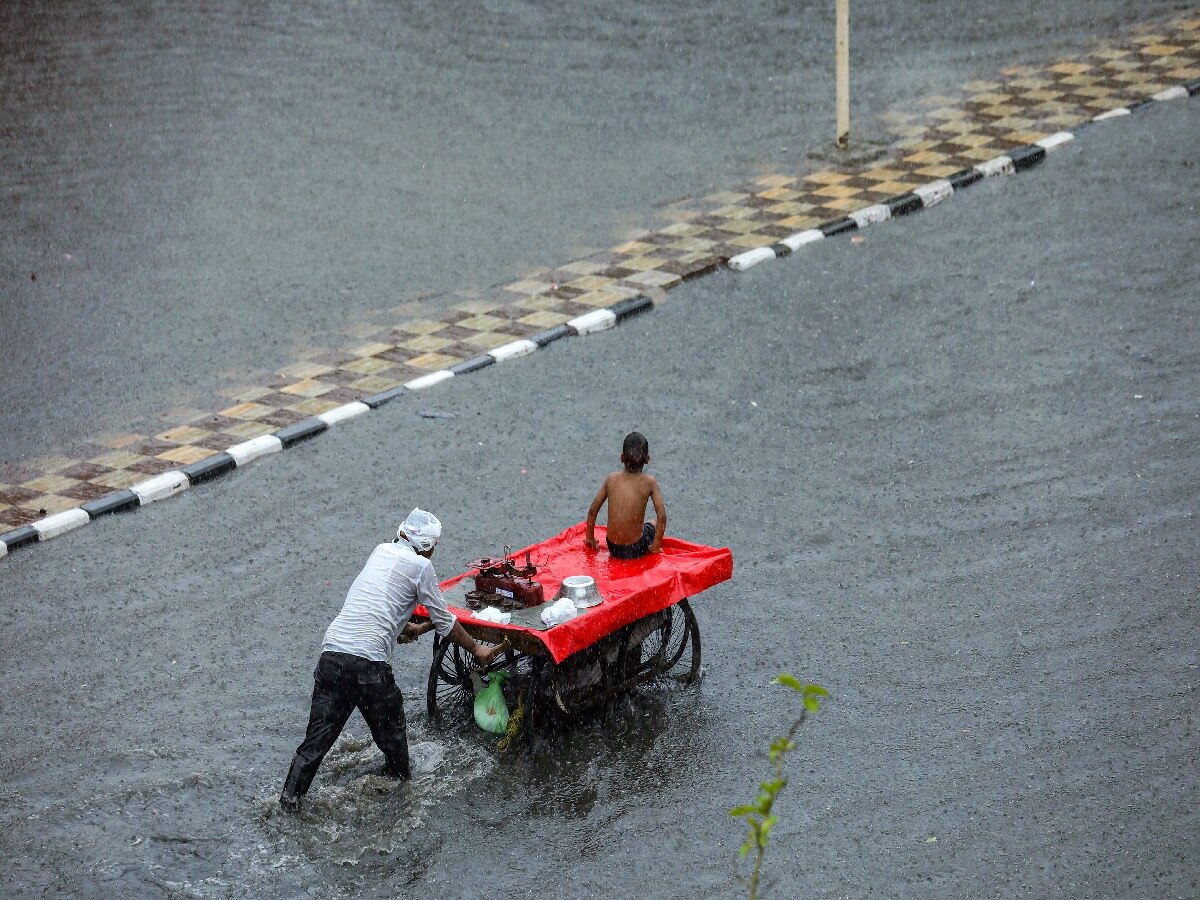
top-left (585, 431), bottom-right (667, 559)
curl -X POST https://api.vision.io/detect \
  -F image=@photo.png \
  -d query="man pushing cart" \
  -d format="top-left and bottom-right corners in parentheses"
top-left (279, 432), bottom-right (732, 812)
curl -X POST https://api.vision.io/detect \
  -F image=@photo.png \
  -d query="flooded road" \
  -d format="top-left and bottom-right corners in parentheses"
top-left (2, 101), bottom-right (1197, 897)
top-left (2, 625), bottom-right (722, 899)
top-left (0, 0), bottom-right (1188, 458)
top-left (3, 5), bottom-right (1199, 897)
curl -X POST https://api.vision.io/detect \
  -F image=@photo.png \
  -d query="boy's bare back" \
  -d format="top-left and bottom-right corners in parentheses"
top-left (585, 432), bottom-right (668, 554)
top-left (598, 471), bottom-right (660, 545)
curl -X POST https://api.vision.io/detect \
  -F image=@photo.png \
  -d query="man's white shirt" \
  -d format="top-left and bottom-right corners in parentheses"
top-left (322, 540), bottom-right (457, 662)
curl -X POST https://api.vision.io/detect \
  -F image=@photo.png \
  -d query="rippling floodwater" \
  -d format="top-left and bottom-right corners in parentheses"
top-left (3, 675), bottom-right (720, 898)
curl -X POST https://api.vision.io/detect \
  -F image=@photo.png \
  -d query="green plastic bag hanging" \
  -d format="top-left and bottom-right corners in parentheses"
top-left (473, 671), bottom-right (510, 735)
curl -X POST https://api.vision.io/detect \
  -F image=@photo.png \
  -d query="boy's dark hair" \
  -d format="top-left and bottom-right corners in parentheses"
top-left (621, 432), bottom-right (650, 472)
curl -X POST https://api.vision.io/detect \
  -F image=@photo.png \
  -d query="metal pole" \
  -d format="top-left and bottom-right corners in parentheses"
top-left (836, 0), bottom-right (850, 149)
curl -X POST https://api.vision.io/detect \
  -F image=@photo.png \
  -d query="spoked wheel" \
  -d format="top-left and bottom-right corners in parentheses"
top-left (425, 634), bottom-right (521, 723)
top-left (639, 599), bottom-right (702, 685)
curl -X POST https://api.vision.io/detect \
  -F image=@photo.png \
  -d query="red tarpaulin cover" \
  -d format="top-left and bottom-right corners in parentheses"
top-left (419, 522), bottom-right (733, 663)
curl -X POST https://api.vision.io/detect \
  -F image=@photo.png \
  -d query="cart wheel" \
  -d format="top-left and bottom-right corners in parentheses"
top-left (425, 634), bottom-right (519, 723)
top-left (650, 599), bottom-right (702, 685)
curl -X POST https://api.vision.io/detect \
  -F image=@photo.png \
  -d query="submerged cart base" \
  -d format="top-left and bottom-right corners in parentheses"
top-left (425, 597), bottom-right (702, 731)
top-left (417, 523), bottom-right (732, 737)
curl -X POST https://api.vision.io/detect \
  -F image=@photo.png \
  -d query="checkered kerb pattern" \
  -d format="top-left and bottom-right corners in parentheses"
top-left (3, 14), bottom-right (1198, 531)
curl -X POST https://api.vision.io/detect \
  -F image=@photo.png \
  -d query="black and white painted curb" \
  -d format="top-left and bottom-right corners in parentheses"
top-left (727, 81), bottom-right (1200, 273)
top-left (3, 79), bottom-right (1197, 561)
top-left (0, 297), bottom-right (653, 559)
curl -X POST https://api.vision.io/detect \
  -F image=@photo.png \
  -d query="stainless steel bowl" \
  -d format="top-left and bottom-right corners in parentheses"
top-left (557, 574), bottom-right (603, 608)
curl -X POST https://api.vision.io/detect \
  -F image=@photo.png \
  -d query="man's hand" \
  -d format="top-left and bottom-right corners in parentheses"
top-left (397, 621), bottom-right (433, 644)
top-left (584, 535), bottom-right (600, 550)
top-left (648, 542), bottom-right (663, 554)
top-left (473, 644), bottom-right (499, 666)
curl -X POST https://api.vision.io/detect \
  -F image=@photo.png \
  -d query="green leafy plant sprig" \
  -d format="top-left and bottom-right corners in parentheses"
top-left (730, 675), bottom-right (828, 900)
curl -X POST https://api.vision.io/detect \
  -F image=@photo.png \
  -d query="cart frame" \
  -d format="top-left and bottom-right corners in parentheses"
top-left (420, 597), bottom-right (702, 731)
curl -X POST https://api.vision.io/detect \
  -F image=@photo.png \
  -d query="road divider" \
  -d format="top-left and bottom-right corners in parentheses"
top-left (566, 309), bottom-right (617, 335)
top-left (404, 370), bottom-right (455, 391)
top-left (132, 471), bottom-right (190, 505)
top-left (318, 402), bottom-right (372, 427)
top-left (4, 75), bottom-right (1197, 562)
top-left (32, 508), bottom-right (90, 541)
top-left (226, 435), bottom-right (284, 467)
top-left (727, 79), bottom-right (1198, 275)
top-left (1, 291), bottom-right (657, 559)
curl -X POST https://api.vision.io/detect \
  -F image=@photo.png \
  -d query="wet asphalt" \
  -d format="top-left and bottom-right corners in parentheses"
top-left (0, 95), bottom-right (1196, 898)
top-left (1, 0), bottom-right (1194, 459)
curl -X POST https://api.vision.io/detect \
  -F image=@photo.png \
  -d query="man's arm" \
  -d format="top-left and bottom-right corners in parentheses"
top-left (447, 620), bottom-right (498, 665)
top-left (398, 619), bottom-right (496, 665)
top-left (649, 477), bottom-right (667, 553)
top-left (415, 564), bottom-right (497, 664)
top-left (584, 479), bottom-right (609, 549)
top-left (397, 620), bottom-right (434, 643)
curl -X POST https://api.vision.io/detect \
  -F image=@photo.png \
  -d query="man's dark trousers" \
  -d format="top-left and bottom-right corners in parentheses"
top-left (282, 651), bottom-right (410, 800)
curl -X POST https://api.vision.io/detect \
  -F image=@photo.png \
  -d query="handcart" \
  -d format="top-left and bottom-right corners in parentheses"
top-left (414, 522), bottom-right (733, 735)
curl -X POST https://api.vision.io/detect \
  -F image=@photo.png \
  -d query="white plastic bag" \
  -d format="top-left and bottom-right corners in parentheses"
top-left (475, 606), bottom-right (511, 625)
top-left (540, 597), bottom-right (578, 627)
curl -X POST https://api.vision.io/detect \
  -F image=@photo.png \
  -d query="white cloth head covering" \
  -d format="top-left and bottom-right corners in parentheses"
top-left (397, 507), bottom-right (442, 551)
